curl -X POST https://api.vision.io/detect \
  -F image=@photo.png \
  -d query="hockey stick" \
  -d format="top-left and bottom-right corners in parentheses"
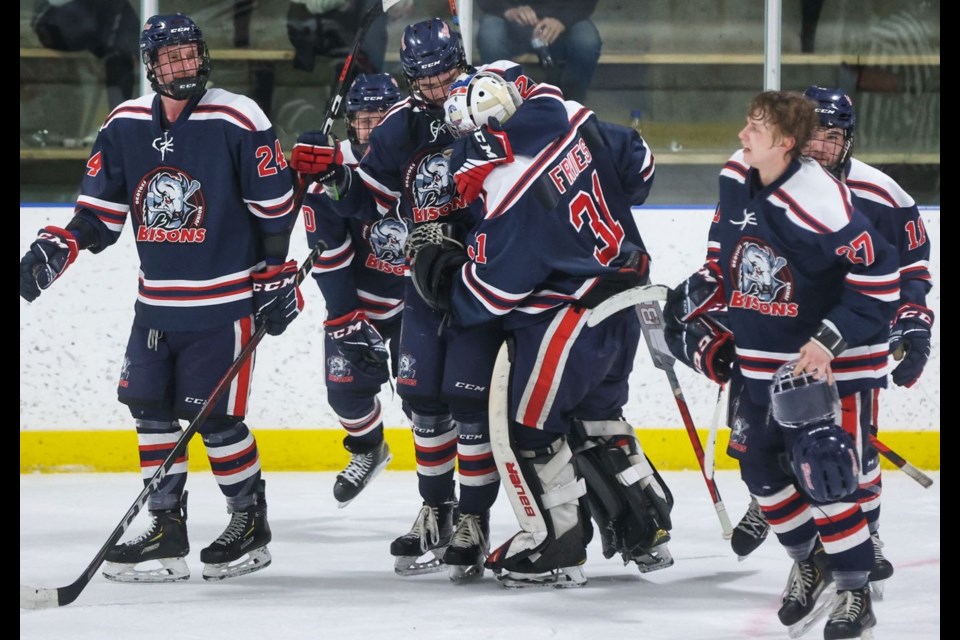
top-left (703, 383), bottom-right (726, 479)
top-left (869, 433), bottom-right (934, 488)
top-left (634, 299), bottom-right (734, 539)
top-left (20, 239), bottom-right (328, 610)
top-left (585, 284), bottom-right (670, 327)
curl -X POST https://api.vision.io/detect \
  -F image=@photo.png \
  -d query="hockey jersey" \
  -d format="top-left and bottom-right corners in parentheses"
top-left (710, 150), bottom-right (900, 402)
top-left (303, 140), bottom-right (405, 321)
top-left (73, 88), bottom-right (296, 332)
top-left (446, 94), bottom-right (655, 329)
top-left (844, 157), bottom-right (932, 310)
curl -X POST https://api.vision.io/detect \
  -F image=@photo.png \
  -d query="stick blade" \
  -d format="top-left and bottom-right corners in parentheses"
top-left (20, 584), bottom-right (61, 609)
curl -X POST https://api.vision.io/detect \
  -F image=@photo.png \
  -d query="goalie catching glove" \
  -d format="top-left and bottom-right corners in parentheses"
top-left (889, 303), bottom-right (934, 388)
top-left (406, 223), bottom-right (468, 314)
top-left (251, 260), bottom-right (304, 336)
top-left (324, 310), bottom-right (390, 377)
top-left (20, 225), bottom-right (80, 302)
top-left (448, 119), bottom-right (514, 204)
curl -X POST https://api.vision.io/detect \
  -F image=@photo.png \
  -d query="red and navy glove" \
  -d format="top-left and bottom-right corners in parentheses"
top-left (449, 118), bottom-right (514, 204)
top-left (665, 314), bottom-right (735, 384)
top-left (20, 226), bottom-right (80, 302)
top-left (663, 262), bottom-right (725, 329)
top-left (290, 131), bottom-right (345, 184)
top-left (889, 303), bottom-right (934, 388)
top-left (251, 260), bottom-right (304, 336)
top-left (324, 310), bottom-right (390, 377)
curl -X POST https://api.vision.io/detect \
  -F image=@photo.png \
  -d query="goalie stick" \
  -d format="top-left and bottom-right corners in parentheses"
top-left (20, 242), bottom-right (327, 610)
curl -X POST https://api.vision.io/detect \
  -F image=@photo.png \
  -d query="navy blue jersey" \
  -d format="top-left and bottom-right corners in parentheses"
top-left (446, 97), bottom-right (655, 329)
top-left (73, 89), bottom-right (296, 332)
top-left (304, 140), bottom-right (405, 321)
top-left (844, 158), bottom-right (933, 310)
top-left (710, 151), bottom-right (900, 401)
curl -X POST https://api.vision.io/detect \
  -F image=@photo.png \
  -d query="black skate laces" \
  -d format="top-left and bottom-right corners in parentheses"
top-left (737, 498), bottom-right (769, 539)
top-left (829, 589), bottom-right (866, 623)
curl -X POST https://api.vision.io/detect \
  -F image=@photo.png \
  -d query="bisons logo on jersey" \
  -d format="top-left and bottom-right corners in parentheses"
top-left (327, 355), bottom-right (353, 383)
top-left (728, 239), bottom-right (798, 317)
top-left (364, 218), bottom-right (408, 276)
top-left (118, 357), bottom-right (131, 389)
top-left (402, 146), bottom-right (467, 223)
top-left (728, 415), bottom-right (749, 453)
top-left (133, 167), bottom-right (206, 243)
top-left (397, 353), bottom-right (417, 386)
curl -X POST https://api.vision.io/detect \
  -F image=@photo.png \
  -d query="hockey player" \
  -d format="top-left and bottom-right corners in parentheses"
top-left (290, 18), bottom-right (537, 583)
top-left (664, 91), bottom-right (899, 638)
top-left (729, 86), bottom-right (934, 600)
top-left (304, 73), bottom-right (403, 507)
top-left (404, 70), bottom-right (664, 588)
top-left (19, 14), bottom-right (302, 583)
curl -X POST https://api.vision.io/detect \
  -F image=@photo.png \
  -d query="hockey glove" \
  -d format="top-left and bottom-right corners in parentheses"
top-left (664, 314), bottom-right (735, 384)
top-left (663, 262), bottom-right (725, 329)
top-left (251, 260), bottom-right (304, 336)
top-left (291, 131), bottom-right (346, 184)
top-left (409, 225), bottom-right (469, 314)
top-left (889, 303), bottom-right (934, 388)
top-left (448, 119), bottom-right (514, 204)
top-left (324, 310), bottom-right (390, 377)
top-left (20, 226), bottom-right (80, 302)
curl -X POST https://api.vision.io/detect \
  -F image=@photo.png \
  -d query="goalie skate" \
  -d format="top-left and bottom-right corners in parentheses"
top-left (390, 501), bottom-right (455, 576)
top-left (496, 565), bottom-right (587, 589)
top-left (200, 480), bottom-right (272, 581)
top-left (628, 528), bottom-right (674, 574)
top-left (102, 495), bottom-right (190, 584)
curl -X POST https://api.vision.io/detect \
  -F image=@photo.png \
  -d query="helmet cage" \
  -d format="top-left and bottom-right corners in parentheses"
top-left (770, 360), bottom-right (840, 428)
top-left (803, 86), bottom-right (856, 176)
top-left (399, 18), bottom-right (466, 107)
top-left (140, 14), bottom-right (211, 100)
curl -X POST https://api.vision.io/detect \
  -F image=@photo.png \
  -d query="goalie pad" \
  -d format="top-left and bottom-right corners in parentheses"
top-left (571, 419), bottom-right (675, 570)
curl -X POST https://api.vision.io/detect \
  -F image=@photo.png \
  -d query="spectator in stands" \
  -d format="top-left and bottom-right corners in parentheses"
top-left (475, 1), bottom-right (601, 102)
top-left (31, 0), bottom-right (139, 109)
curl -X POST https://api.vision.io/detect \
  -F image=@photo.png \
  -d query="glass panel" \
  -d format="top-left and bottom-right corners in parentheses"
top-left (19, 0), bottom-right (939, 204)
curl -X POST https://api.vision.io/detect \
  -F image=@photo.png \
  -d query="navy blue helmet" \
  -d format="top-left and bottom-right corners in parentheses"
top-left (791, 423), bottom-right (860, 503)
top-left (399, 18), bottom-right (465, 81)
top-left (345, 73), bottom-right (402, 146)
top-left (803, 85), bottom-right (856, 175)
top-left (140, 14), bottom-right (211, 100)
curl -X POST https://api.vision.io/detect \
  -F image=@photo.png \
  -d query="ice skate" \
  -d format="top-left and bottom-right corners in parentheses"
top-left (333, 439), bottom-right (391, 508)
top-left (443, 511), bottom-right (489, 584)
top-left (390, 500), bottom-right (455, 576)
top-left (824, 586), bottom-right (876, 640)
top-left (778, 542), bottom-right (835, 638)
top-left (628, 527), bottom-right (675, 574)
top-left (731, 496), bottom-right (770, 560)
top-left (867, 533), bottom-right (893, 600)
top-left (200, 480), bottom-right (272, 581)
top-left (103, 493), bottom-right (190, 583)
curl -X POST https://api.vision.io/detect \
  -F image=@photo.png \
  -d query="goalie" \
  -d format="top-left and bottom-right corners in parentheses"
top-left (406, 71), bottom-right (670, 588)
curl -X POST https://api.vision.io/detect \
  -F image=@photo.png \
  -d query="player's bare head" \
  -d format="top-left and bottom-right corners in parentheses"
top-left (399, 18), bottom-right (467, 109)
top-left (345, 73), bottom-right (402, 147)
top-left (443, 72), bottom-right (522, 138)
top-left (747, 91), bottom-right (818, 160)
top-left (802, 86), bottom-right (856, 177)
top-left (140, 14), bottom-right (211, 100)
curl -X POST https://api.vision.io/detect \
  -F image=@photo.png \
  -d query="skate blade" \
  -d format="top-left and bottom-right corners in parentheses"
top-left (496, 566), bottom-right (587, 589)
top-left (393, 550), bottom-right (447, 576)
top-left (102, 558), bottom-right (190, 583)
top-left (448, 563), bottom-right (485, 584)
top-left (869, 579), bottom-right (886, 601)
top-left (335, 454), bottom-right (393, 509)
top-left (787, 592), bottom-right (837, 638)
top-left (632, 543), bottom-right (675, 574)
top-left (202, 546), bottom-right (272, 582)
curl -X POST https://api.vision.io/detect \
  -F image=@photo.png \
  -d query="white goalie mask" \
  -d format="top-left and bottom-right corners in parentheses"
top-left (443, 71), bottom-right (522, 138)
